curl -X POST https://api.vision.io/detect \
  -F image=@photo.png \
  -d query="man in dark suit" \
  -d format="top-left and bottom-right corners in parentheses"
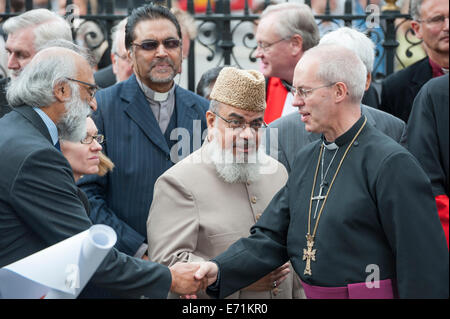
top-left (380, 0), bottom-right (448, 122)
top-left (79, 4), bottom-right (209, 260)
top-left (0, 47), bottom-right (206, 298)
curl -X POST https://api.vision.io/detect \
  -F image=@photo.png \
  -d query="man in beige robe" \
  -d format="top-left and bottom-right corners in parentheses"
top-left (147, 67), bottom-right (304, 299)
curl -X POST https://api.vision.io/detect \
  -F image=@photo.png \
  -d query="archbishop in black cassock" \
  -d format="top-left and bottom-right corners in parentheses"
top-left (199, 45), bottom-right (449, 299)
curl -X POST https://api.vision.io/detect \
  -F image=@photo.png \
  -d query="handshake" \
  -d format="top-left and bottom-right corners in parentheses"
top-left (168, 261), bottom-right (219, 296)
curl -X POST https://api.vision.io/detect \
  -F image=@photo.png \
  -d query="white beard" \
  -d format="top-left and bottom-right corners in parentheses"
top-left (206, 137), bottom-right (264, 184)
top-left (56, 85), bottom-right (91, 142)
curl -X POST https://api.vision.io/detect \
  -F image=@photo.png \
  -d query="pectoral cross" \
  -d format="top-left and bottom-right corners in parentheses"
top-left (311, 182), bottom-right (327, 219)
top-left (302, 234), bottom-right (316, 276)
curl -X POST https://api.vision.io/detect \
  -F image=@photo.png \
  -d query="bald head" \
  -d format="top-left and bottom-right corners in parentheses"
top-left (296, 45), bottom-right (367, 104)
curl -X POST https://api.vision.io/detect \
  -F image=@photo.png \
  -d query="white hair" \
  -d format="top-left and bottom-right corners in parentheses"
top-left (110, 18), bottom-right (128, 55)
top-left (319, 27), bottom-right (375, 74)
top-left (6, 52), bottom-right (77, 108)
top-left (302, 44), bottom-right (367, 104)
top-left (410, 0), bottom-right (425, 21)
top-left (3, 9), bottom-right (72, 51)
top-left (261, 2), bottom-right (320, 51)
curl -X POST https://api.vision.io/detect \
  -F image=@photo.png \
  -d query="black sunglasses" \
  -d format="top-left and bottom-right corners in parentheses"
top-left (132, 38), bottom-right (181, 51)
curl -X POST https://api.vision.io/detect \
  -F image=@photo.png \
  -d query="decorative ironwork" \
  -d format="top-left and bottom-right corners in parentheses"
top-left (0, 0), bottom-right (422, 89)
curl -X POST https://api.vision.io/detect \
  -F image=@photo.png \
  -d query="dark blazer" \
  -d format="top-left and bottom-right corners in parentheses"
top-left (0, 77), bottom-right (11, 118)
top-left (0, 106), bottom-right (172, 298)
top-left (78, 74), bottom-right (209, 256)
top-left (266, 104), bottom-right (407, 173)
top-left (407, 74), bottom-right (449, 198)
top-left (94, 65), bottom-right (116, 89)
top-left (380, 57), bottom-right (433, 123)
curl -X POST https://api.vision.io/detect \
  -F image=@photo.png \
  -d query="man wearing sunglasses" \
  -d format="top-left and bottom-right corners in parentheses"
top-left (380, 0), bottom-right (449, 123)
top-left (79, 4), bottom-right (209, 263)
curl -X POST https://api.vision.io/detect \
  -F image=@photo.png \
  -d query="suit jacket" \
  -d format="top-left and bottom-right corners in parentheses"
top-left (0, 77), bottom-right (11, 119)
top-left (380, 57), bottom-right (433, 123)
top-left (94, 65), bottom-right (116, 89)
top-left (266, 104), bottom-right (407, 172)
top-left (79, 74), bottom-right (209, 256)
top-left (0, 106), bottom-right (171, 298)
top-left (147, 141), bottom-right (304, 299)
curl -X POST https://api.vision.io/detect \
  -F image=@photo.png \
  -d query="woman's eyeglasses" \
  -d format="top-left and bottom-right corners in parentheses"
top-left (81, 134), bottom-right (104, 144)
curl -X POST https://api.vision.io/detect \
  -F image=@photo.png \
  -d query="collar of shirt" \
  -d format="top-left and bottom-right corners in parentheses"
top-left (136, 76), bottom-right (176, 103)
top-left (33, 107), bottom-right (59, 146)
top-left (136, 77), bottom-right (176, 134)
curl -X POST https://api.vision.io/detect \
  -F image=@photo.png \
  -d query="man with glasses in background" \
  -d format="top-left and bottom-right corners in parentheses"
top-left (147, 67), bottom-right (304, 299)
top-left (79, 4), bottom-right (209, 263)
top-left (380, 0), bottom-right (449, 123)
top-left (94, 18), bottom-right (134, 89)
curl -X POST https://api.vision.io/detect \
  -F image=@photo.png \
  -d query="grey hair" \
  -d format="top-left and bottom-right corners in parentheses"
top-left (110, 18), bottom-right (128, 55)
top-left (6, 52), bottom-right (77, 108)
top-left (40, 39), bottom-right (96, 67)
top-left (209, 99), bottom-right (221, 113)
top-left (302, 45), bottom-right (367, 104)
top-left (261, 3), bottom-right (320, 51)
top-left (3, 9), bottom-right (72, 51)
top-left (410, 0), bottom-right (424, 21)
top-left (319, 27), bottom-right (375, 74)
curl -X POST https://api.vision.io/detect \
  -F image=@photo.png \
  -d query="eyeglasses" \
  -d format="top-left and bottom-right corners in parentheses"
top-left (290, 83), bottom-right (337, 99)
top-left (80, 134), bottom-right (104, 144)
top-left (132, 38), bottom-right (181, 51)
top-left (213, 111), bottom-right (267, 132)
top-left (66, 77), bottom-right (100, 98)
top-left (256, 38), bottom-right (287, 52)
top-left (114, 52), bottom-right (128, 60)
top-left (418, 15), bottom-right (449, 27)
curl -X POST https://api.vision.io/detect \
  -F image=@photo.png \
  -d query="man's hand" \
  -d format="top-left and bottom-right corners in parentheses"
top-left (194, 261), bottom-right (219, 286)
top-left (169, 262), bottom-right (208, 295)
top-left (243, 262), bottom-right (290, 292)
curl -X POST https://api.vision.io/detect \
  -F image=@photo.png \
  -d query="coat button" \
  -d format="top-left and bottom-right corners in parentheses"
top-left (256, 213), bottom-right (262, 221)
top-left (251, 196), bottom-right (257, 204)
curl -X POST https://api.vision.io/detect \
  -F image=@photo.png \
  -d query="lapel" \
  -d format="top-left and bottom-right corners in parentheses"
top-left (121, 75), bottom-right (170, 156)
top-left (13, 105), bottom-right (53, 144)
top-left (174, 86), bottom-right (197, 138)
top-left (409, 58), bottom-right (433, 98)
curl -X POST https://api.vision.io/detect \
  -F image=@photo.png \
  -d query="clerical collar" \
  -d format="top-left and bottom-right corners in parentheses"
top-left (321, 116), bottom-right (366, 147)
top-left (136, 77), bottom-right (175, 102)
top-left (280, 79), bottom-right (292, 92)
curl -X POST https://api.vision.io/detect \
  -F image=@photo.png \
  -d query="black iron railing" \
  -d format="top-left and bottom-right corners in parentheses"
top-left (1, 0), bottom-right (420, 90)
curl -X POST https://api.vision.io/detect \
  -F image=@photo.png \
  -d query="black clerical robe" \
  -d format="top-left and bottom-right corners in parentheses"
top-left (207, 116), bottom-right (449, 299)
top-left (407, 75), bottom-right (449, 246)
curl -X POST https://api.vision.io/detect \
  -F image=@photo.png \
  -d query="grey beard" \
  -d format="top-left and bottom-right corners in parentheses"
top-left (147, 58), bottom-right (176, 84)
top-left (207, 138), bottom-right (262, 184)
top-left (57, 87), bottom-right (91, 142)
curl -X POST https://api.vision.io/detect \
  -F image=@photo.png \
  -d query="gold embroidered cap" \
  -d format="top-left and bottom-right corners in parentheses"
top-left (210, 67), bottom-right (266, 112)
